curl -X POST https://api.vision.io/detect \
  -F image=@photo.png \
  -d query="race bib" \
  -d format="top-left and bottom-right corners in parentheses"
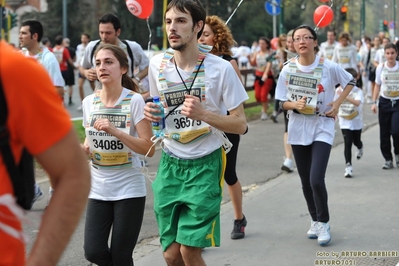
top-left (381, 68), bottom-right (399, 98)
top-left (285, 58), bottom-right (324, 115)
top-left (158, 45), bottom-right (212, 144)
top-left (339, 101), bottom-right (358, 120)
top-left (86, 91), bottom-right (134, 169)
top-left (324, 45), bottom-right (335, 60)
top-left (337, 47), bottom-right (351, 64)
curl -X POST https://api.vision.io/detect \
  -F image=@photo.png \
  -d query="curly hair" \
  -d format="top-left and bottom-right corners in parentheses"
top-left (205, 15), bottom-right (235, 56)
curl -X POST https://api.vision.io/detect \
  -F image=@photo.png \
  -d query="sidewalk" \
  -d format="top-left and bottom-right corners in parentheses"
top-left (134, 124), bottom-right (399, 266)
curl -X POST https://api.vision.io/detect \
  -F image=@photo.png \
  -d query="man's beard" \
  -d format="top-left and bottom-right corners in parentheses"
top-left (171, 42), bottom-right (187, 52)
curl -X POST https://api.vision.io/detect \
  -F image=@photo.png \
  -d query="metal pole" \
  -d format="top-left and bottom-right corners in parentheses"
top-left (361, 0), bottom-right (365, 37)
top-left (62, 0), bottom-right (67, 37)
top-left (394, 0), bottom-right (396, 37)
top-left (279, 1), bottom-right (284, 35)
top-left (344, 0), bottom-right (349, 33)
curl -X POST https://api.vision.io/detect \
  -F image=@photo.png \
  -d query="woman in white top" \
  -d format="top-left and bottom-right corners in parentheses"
top-left (276, 25), bottom-right (355, 246)
top-left (371, 42), bottom-right (399, 169)
top-left (82, 44), bottom-right (155, 265)
top-left (331, 31), bottom-right (359, 76)
top-left (334, 68), bottom-right (364, 178)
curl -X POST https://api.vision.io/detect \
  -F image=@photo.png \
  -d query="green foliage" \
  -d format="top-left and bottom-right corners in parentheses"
top-left (17, 0), bottom-right (391, 52)
top-left (72, 120), bottom-right (85, 143)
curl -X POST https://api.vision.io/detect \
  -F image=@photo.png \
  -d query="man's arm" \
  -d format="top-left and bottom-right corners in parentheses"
top-left (135, 66), bottom-right (148, 81)
top-left (128, 41), bottom-right (149, 80)
top-left (26, 129), bottom-right (90, 266)
top-left (42, 53), bottom-right (65, 99)
top-left (181, 94), bottom-right (247, 135)
top-left (79, 41), bottom-right (98, 81)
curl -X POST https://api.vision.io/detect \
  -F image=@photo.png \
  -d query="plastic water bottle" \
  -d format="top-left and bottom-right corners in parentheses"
top-left (152, 96), bottom-right (165, 137)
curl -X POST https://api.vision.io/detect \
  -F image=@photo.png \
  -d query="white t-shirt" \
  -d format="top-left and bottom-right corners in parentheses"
top-left (374, 48), bottom-right (386, 65)
top-left (331, 43), bottom-right (358, 70)
top-left (335, 86), bottom-right (364, 130)
top-left (22, 47), bottom-right (65, 87)
top-left (75, 43), bottom-right (86, 68)
top-left (276, 56), bottom-right (354, 145)
top-left (318, 41), bottom-right (338, 60)
top-left (148, 51), bottom-right (249, 159)
top-left (236, 45), bottom-right (251, 65)
top-left (82, 89), bottom-right (146, 200)
top-left (375, 61), bottom-right (399, 100)
top-left (81, 39), bottom-right (149, 78)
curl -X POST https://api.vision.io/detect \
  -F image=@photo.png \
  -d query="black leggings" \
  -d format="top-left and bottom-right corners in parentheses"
top-left (378, 97), bottom-right (399, 161)
top-left (341, 129), bottom-right (363, 165)
top-left (84, 197), bottom-right (146, 266)
top-left (292, 142), bottom-right (331, 223)
top-left (224, 132), bottom-right (240, 186)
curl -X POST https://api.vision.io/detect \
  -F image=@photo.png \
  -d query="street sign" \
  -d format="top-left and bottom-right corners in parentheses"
top-left (265, 0), bottom-right (281, 16)
top-left (389, 21), bottom-right (395, 30)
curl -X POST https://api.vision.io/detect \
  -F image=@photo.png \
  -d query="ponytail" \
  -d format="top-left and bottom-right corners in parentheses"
top-left (122, 74), bottom-right (139, 92)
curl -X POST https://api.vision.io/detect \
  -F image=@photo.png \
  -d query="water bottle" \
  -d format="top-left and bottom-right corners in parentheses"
top-left (152, 96), bottom-right (165, 137)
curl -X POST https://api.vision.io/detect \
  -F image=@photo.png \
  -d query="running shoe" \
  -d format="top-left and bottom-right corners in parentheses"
top-left (307, 220), bottom-right (318, 239)
top-left (281, 158), bottom-right (294, 172)
top-left (317, 222), bottom-right (331, 246)
top-left (382, 160), bottom-right (393, 170)
top-left (270, 115), bottom-right (278, 123)
top-left (76, 105), bottom-right (82, 111)
top-left (356, 148), bottom-right (363, 160)
top-left (261, 112), bottom-right (268, 121)
top-left (231, 215), bottom-right (247, 240)
top-left (344, 163), bottom-right (353, 178)
top-left (31, 185), bottom-right (43, 207)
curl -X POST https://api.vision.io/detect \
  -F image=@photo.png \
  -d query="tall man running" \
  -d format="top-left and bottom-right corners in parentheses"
top-left (143, 0), bottom-right (248, 265)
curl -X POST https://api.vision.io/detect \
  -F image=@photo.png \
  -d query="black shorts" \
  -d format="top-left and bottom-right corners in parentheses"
top-left (368, 68), bottom-right (376, 82)
top-left (62, 70), bottom-right (75, 86)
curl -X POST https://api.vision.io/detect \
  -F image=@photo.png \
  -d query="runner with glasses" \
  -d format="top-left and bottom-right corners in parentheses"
top-left (275, 25), bottom-right (356, 246)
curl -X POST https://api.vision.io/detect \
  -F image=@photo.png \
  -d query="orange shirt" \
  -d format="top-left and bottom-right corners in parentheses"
top-left (0, 41), bottom-right (72, 265)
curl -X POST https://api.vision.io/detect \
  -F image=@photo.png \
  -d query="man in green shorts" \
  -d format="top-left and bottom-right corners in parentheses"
top-left (143, 0), bottom-right (248, 265)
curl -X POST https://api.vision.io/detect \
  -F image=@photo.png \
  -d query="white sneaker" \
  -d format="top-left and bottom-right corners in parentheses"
top-left (281, 158), bottom-right (294, 172)
top-left (317, 222), bottom-right (331, 246)
top-left (356, 148), bottom-right (363, 160)
top-left (31, 184), bottom-right (43, 208)
top-left (76, 105), bottom-right (82, 111)
top-left (261, 112), bottom-right (268, 120)
top-left (344, 163), bottom-right (353, 178)
top-left (307, 220), bottom-right (318, 239)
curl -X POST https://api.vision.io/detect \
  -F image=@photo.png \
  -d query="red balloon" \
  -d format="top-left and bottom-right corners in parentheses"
top-left (313, 5), bottom-right (334, 28)
top-left (126, 0), bottom-right (154, 19)
top-left (270, 37), bottom-right (279, 50)
top-left (319, 0), bottom-right (330, 2)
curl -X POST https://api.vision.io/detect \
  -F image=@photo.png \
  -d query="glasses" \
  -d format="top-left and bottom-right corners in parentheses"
top-left (293, 35), bottom-right (314, 43)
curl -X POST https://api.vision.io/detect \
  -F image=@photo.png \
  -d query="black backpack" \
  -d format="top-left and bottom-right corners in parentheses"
top-left (90, 40), bottom-right (135, 78)
top-left (0, 77), bottom-right (35, 210)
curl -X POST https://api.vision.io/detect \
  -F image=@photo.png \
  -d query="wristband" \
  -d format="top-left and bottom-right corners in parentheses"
top-left (372, 101), bottom-right (377, 105)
